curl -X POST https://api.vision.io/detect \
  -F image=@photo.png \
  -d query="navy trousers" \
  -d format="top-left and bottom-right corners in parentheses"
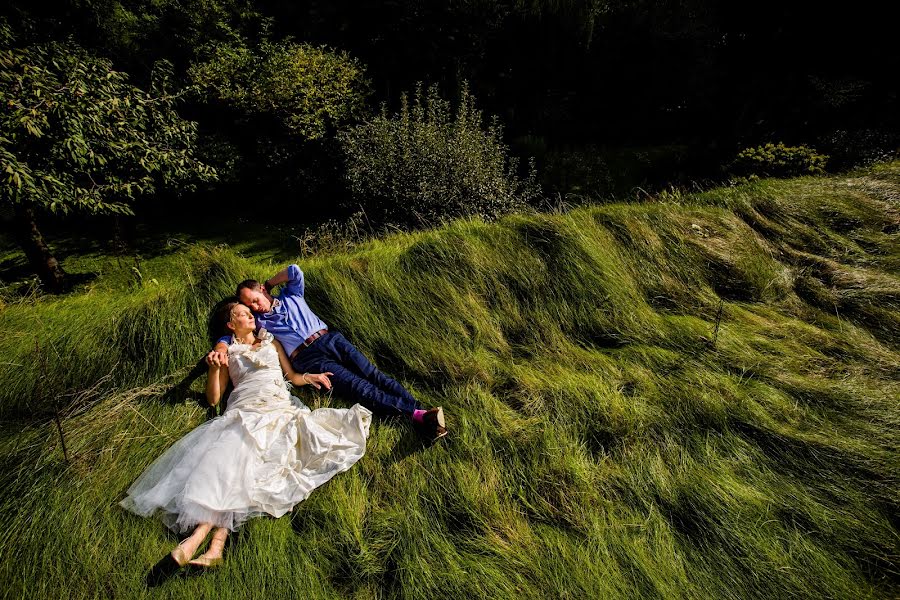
top-left (291, 332), bottom-right (419, 417)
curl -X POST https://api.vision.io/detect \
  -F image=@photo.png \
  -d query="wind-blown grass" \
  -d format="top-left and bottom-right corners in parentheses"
top-left (0, 162), bottom-right (898, 599)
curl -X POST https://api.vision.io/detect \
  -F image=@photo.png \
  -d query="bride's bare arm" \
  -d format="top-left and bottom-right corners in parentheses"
top-left (273, 339), bottom-right (333, 390)
top-left (205, 363), bottom-right (230, 406)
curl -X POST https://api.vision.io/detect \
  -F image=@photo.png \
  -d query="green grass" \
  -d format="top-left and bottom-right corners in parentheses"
top-left (0, 162), bottom-right (898, 599)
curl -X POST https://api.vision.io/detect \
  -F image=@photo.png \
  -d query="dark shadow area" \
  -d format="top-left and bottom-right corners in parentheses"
top-left (159, 296), bottom-right (241, 412)
top-left (160, 355), bottom-right (233, 418)
top-left (0, 254), bottom-right (31, 281)
top-left (654, 490), bottom-right (719, 545)
top-left (0, 210), bottom-right (315, 296)
top-left (381, 422), bottom-right (441, 469)
top-left (365, 339), bottom-right (411, 384)
top-left (492, 375), bottom-right (534, 415)
top-left (287, 421), bottom-right (432, 540)
top-left (794, 275), bottom-right (900, 351)
top-left (646, 293), bottom-right (682, 313)
top-left (704, 259), bottom-right (760, 302)
top-left (54, 271), bottom-right (100, 294)
top-left (568, 327), bottom-right (631, 351)
top-left (581, 426), bottom-right (620, 460)
top-left (0, 264), bottom-right (98, 296)
top-left (729, 418), bottom-right (896, 507)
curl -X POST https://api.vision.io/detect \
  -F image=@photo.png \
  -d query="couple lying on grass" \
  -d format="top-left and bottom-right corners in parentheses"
top-left (120, 264), bottom-right (448, 585)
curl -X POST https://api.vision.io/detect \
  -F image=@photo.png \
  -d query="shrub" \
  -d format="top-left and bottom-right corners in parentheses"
top-left (339, 83), bottom-right (540, 227)
top-left (728, 142), bottom-right (828, 178)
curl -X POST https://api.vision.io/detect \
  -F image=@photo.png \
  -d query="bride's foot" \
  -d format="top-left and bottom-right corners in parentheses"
top-left (170, 544), bottom-right (193, 567)
top-left (146, 524), bottom-right (213, 587)
top-left (188, 527), bottom-right (228, 569)
top-left (188, 554), bottom-right (224, 568)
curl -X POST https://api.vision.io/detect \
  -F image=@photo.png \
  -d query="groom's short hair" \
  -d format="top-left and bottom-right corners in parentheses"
top-left (236, 279), bottom-right (262, 298)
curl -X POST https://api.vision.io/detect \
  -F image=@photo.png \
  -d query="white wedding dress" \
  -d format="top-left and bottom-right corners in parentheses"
top-left (120, 330), bottom-right (372, 532)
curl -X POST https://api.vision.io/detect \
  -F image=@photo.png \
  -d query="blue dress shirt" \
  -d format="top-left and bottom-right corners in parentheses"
top-left (219, 265), bottom-right (327, 356)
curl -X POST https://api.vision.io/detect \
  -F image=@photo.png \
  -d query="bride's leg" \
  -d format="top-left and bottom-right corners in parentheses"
top-left (171, 522), bottom-right (213, 565)
top-left (189, 527), bottom-right (228, 567)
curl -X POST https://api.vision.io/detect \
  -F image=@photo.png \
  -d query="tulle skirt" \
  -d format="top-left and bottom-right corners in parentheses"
top-left (120, 396), bottom-right (372, 533)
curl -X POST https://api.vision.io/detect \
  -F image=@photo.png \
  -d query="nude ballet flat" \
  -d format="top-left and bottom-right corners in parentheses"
top-left (188, 556), bottom-right (224, 568)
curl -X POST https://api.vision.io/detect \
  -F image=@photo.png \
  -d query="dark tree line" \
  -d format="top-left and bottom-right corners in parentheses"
top-left (7, 1), bottom-right (896, 146)
top-left (2, 0), bottom-right (897, 289)
top-left (6, 0), bottom-right (896, 183)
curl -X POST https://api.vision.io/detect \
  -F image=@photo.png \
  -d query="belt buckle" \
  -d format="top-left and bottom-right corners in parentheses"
top-left (302, 328), bottom-right (326, 349)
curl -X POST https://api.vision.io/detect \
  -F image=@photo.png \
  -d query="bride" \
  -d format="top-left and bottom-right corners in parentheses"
top-left (120, 302), bottom-right (372, 583)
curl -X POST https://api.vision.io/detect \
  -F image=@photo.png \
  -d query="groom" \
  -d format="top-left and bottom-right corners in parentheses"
top-left (206, 264), bottom-right (448, 441)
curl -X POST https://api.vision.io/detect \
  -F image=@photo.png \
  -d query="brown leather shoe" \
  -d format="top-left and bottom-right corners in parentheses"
top-left (418, 406), bottom-right (448, 442)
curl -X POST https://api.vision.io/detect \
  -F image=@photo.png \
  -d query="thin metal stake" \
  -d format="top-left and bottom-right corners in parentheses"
top-left (712, 299), bottom-right (724, 348)
top-left (53, 410), bottom-right (69, 462)
top-left (36, 339), bottom-right (68, 461)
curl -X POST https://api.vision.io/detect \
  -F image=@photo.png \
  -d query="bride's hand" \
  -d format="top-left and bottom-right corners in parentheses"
top-left (206, 350), bottom-right (228, 367)
top-left (304, 372), bottom-right (333, 390)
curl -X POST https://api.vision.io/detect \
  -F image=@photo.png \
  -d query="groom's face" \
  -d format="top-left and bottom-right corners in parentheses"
top-left (239, 287), bottom-right (272, 313)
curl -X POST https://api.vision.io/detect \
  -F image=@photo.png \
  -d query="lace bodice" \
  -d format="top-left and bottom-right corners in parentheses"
top-left (226, 329), bottom-right (292, 410)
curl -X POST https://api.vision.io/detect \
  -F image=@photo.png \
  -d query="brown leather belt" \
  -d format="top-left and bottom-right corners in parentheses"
top-left (290, 328), bottom-right (328, 360)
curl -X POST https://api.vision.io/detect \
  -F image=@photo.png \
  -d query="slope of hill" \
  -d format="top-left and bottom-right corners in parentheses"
top-left (0, 163), bottom-right (897, 599)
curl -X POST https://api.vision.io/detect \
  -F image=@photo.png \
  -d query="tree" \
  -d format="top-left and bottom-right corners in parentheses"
top-left (0, 24), bottom-right (216, 291)
top-left (188, 38), bottom-right (370, 141)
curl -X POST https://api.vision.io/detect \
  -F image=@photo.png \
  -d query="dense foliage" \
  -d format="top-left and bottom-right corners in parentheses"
top-left (341, 84), bottom-right (540, 226)
top-left (0, 0), bottom-right (897, 282)
top-left (728, 143), bottom-right (828, 178)
top-left (189, 39), bottom-right (370, 140)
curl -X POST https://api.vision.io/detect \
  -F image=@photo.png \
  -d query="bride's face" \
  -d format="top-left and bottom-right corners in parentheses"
top-left (228, 304), bottom-right (256, 333)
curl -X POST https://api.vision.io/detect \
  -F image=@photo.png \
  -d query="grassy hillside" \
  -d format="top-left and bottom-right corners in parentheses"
top-left (0, 162), bottom-right (898, 599)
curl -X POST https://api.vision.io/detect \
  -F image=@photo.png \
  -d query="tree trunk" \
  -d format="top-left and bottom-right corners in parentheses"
top-left (12, 204), bottom-right (65, 292)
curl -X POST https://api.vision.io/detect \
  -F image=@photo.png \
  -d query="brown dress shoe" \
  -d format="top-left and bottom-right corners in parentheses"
top-left (419, 406), bottom-right (448, 442)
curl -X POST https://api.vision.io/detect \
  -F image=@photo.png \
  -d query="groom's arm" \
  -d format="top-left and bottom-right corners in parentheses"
top-left (265, 265), bottom-right (304, 296)
top-left (263, 267), bottom-right (291, 293)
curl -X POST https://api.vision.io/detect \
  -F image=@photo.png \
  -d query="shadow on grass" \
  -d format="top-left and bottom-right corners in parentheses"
top-left (287, 419), bottom-right (435, 542)
top-left (161, 357), bottom-right (209, 404)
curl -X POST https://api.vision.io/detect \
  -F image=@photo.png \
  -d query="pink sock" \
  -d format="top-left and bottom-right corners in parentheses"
top-left (412, 409), bottom-right (427, 423)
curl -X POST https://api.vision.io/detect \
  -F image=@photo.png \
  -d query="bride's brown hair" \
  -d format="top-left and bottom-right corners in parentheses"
top-left (208, 298), bottom-right (241, 343)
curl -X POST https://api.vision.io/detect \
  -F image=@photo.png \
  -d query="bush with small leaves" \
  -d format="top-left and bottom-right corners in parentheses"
top-left (339, 83), bottom-right (540, 228)
top-left (728, 142), bottom-right (828, 178)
